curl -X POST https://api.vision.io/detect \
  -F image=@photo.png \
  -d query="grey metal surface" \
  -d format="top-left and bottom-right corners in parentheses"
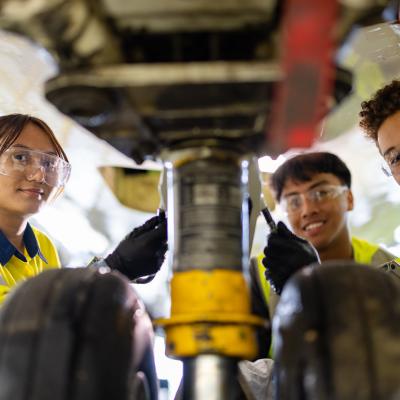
top-left (163, 146), bottom-right (251, 271)
top-left (44, 62), bottom-right (277, 160)
top-left (380, 259), bottom-right (400, 280)
top-left (100, 0), bottom-right (276, 32)
top-left (0, 0), bottom-right (376, 160)
top-left (182, 355), bottom-right (244, 400)
top-left (238, 358), bottom-right (274, 400)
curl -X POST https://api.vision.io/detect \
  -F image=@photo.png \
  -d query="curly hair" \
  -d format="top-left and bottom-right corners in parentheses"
top-left (359, 80), bottom-right (400, 144)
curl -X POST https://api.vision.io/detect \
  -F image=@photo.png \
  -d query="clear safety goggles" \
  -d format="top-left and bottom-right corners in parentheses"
top-left (381, 147), bottom-right (400, 177)
top-left (280, 184), bottom-right (348, 214)
top-left (0, 147), bottom-right (71, 188)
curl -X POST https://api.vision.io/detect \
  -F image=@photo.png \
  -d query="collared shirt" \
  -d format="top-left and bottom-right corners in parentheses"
top-left (0, 224), bottom-right (61, 305)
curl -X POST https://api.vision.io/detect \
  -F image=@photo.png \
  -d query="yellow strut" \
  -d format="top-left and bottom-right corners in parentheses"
top-left (157, 269), bottom-right (265, 359)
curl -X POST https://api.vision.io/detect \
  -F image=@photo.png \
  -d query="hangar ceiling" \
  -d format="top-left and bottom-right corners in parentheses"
top-left (0, 0), bottom-right (399, 313)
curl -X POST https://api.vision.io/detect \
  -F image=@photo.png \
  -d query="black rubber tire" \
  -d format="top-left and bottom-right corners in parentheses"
top-left (0, 267), bottom-right (154, 400)
top-left (273, 261), bottom-right (400, 400)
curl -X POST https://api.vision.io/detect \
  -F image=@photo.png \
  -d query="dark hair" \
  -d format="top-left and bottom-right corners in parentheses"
top-left (271, 152), bottom-right (352, 201)
top-left (0, 113), bottom-right (68, 162)
top-left (359, 80), bottom-right (400, 145)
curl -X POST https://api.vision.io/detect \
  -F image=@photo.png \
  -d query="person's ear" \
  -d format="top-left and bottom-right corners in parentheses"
top-left (346, 189), bottom-right (354, 211)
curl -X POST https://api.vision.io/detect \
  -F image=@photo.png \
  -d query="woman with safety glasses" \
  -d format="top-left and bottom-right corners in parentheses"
top-left (0, 114), bottom-right (167, 304)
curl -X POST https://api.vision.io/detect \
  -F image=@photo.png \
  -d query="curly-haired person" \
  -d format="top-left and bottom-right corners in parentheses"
top-left (359, 80), bottom-right (400, 185)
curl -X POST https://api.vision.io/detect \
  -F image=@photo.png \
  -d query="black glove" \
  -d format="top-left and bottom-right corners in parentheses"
top-left (105, 213), bottom-right (168, 281)
top-left (262, 221), bottom-right (319, 295)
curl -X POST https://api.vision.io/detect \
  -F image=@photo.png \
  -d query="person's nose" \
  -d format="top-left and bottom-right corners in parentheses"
top-left (300, 194), bottom-right (318, 217)
top-left (26, 165), bottom-right (46, 183)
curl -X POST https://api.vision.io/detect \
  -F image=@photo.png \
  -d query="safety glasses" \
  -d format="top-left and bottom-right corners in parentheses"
top-left (0, 147), bottom-right (71, 188)
top-left (280, 184), bottom-right (348, 215)
top-left (381, 148), bottom-right (400, 177)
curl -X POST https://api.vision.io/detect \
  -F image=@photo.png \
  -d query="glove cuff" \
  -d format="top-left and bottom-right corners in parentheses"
top-left (104, 252), bottom-right (122, 272)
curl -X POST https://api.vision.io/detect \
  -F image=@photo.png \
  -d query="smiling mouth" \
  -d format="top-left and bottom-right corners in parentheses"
top-left (304, 221), bottom-right (324, 232)
top-left (19, 189), bottom-right (45, 197)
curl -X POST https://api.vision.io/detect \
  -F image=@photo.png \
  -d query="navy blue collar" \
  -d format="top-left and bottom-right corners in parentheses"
top-left (0, 223), bottom-right (48, 265)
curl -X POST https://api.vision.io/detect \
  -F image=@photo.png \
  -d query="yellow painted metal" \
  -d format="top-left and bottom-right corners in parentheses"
top-left (156, 269), bottom-right (265, 359)
top-left (171, 269), bottom-right (251, 314)
top-left (158, 313), bottom-right (263, 325)
top-left (163, 323), bottom-right (258, 359)
top-left (99, 166), bottom-right (161, 213)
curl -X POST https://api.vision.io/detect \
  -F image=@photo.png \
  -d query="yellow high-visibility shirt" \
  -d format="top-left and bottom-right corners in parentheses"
top-left (257, 236), bottom-right (399, 313)
top-left (253, 236), bottom-right (399, 358)
top-left (0, 224), bottom-right (60, 305)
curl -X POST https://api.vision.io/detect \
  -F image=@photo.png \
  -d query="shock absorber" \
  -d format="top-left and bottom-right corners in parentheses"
top-left (157, 141), bottom-right (265, 400)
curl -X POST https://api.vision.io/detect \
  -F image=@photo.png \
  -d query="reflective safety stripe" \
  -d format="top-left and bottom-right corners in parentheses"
top-left (0, 267), bottom-right (7, 286)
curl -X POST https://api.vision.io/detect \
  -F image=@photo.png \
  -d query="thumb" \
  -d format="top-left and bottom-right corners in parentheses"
top-left (157, 218), bottom-right (168, 241)
top-left (143, 215), bottom-right (164, 231)
top-left (145, 218), bottom-right (168, 246)
top-left (276, 221), bottom-right (310, 244)
top-left (276, 221), bottom-right (294, 237)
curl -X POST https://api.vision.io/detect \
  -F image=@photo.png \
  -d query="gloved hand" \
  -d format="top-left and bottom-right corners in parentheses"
top-left (262, 221), bottom-right (319, 295)
top-left (105, 213), bottom-right (168, 281)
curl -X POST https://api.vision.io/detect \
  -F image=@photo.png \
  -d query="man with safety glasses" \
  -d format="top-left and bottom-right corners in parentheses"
top-left (254, 152), bottom-right (396, 320)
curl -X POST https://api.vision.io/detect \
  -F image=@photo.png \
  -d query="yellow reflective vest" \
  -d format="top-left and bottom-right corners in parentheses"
top-left (254, 236), bottom-right (398, 317)
top-left (0, 224), bottom-right (60, 305)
